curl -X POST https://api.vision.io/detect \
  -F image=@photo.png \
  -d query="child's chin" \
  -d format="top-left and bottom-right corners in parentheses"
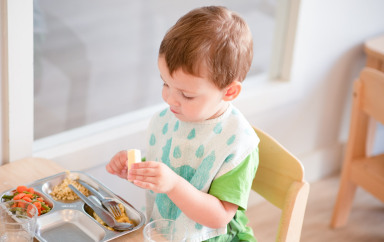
top-left (178, 116), bottom-right (206, 123)
top-left (175, 114), bottom-right (192, 122)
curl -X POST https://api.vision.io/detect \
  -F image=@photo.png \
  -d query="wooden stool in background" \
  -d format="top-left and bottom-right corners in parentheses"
top-left (365, 35), bottom-right (384, 72)
top-left (364, 35), bottom-right (384, 154)
top-left (330, 67), bottom-right (384, 228)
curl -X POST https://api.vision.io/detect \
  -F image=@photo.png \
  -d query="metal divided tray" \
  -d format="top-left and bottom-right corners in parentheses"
top-left (0, 171), bottom-right (146, 242)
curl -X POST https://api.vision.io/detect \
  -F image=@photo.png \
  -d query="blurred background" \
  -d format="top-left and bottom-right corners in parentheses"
top-left (33, 0), bottom-right (277, 139)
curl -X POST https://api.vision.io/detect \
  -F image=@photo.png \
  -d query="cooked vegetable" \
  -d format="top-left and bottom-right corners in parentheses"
top-left (1, 185), bottom-right (51, 216)
top-left (13, 192), bottom-right (26, 200)
top-left (22, 196), bottom-right (32, 203)
top-left (1, 194), bottom-right (14, 200)
top-left (16, 185), bottom-right (28, 193)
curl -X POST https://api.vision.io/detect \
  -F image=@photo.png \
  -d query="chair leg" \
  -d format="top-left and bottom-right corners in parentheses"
top-left (330, 172), bottom-right (357, 228)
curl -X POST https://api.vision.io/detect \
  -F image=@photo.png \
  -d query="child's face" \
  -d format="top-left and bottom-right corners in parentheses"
top-left (158, 56), bottom-right (229, 122)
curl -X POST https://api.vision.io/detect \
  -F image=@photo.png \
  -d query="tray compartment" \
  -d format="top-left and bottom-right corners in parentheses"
top-left (84, 195), bottom-right (140, 229)
top-left (1, 188), bottom-right (55, 215)
top-left (37, 209), bottom-right (106, 242)
top-left (41, 172), bottom-right (98, 203)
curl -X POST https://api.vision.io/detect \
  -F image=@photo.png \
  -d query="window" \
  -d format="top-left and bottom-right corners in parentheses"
top-left (2, 0), bottom-right (300, 168)
top-left (33, 0), bottom-right (279, 139)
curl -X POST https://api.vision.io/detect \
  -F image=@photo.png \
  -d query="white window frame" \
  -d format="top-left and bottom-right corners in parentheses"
top-left (2, 0), bottom-right (302, 169)
top-left (2, 0), bottom-right (34, 162)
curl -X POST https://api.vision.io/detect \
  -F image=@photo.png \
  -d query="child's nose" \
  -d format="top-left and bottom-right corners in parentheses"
top-left (165, 90), bottom-right (179, 107)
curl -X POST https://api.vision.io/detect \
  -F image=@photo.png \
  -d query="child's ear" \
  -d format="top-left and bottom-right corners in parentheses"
top-left (223, 81), bottom-right (242, 101)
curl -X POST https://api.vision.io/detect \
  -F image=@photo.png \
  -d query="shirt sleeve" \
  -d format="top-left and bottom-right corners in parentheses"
top-left (208, 148), bottom-right (259, 210)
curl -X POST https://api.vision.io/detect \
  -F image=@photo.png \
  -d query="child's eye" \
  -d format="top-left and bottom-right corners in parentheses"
top-left (182, 93), bottom-right (194, 100)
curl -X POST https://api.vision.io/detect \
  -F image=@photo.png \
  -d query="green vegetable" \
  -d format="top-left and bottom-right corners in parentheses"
top-left (1, 194), bottom-right (14, 201)
top-left (41, 203), bottom-right (50, 210)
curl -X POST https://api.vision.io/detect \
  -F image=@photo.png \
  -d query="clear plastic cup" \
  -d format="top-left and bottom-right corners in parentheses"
top-left (143, 219), bottom-right (186, 242)
top-left (0, 200), bottom-right (38, 242)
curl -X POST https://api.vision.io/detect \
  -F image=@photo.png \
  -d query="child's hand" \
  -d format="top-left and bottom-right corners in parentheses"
top-left (106, 150), bottom-right (128, 179)
top-left (128, 161), bottom-right (179, 194)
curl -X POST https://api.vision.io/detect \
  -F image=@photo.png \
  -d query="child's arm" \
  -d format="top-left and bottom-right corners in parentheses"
top-left (128, 161), bottom-right (238, 228)
top-left (168, 173), bottom-right (239, 228)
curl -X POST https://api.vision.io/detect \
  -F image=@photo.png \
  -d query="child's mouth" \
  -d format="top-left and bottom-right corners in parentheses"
top-left (170, 108), bottom-right (179, 114)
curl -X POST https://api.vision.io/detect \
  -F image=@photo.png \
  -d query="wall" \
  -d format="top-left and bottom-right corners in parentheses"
top-left (245, 0), bottom-right (384, 182)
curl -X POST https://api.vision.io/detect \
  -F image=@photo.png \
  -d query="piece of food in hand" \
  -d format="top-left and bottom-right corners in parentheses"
top-left (127, 149), bottom-right (141, 181)
top-left (127, 149), bottom-right (141, 169)
top-left (1, 185), bottom-right (52, 216)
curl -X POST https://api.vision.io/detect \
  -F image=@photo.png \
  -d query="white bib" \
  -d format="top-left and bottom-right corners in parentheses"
top-left (145, 104), bottom-right (259, 241)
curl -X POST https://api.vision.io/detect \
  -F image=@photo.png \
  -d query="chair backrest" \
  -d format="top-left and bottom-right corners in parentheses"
top-left (252, 127), bottom-right (310, 242)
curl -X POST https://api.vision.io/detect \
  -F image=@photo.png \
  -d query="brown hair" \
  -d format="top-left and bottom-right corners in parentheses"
top-left (159, 6), bottom-right (253, 89)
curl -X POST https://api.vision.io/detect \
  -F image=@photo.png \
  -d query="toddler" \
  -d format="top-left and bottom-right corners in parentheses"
top-left (106, 6), bottom-right (259, 241)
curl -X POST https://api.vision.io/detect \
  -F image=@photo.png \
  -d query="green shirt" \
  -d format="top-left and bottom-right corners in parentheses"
top-left (205, 148), bottom-right (259, 242)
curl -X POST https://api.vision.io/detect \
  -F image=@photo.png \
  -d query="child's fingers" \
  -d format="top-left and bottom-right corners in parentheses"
top-left (129, 166), bottom-right (157, 177)
top-left (106, 163), bottom-right (128, 179)
top-left (106, 164), bottom-right (115, 174)
top-left (129, 174), bottom-right (157, 184)
top-left (107, 160), bottom-right (125, 174)
top-left (132, 179), bottom-right (155, 190)
top-left (129, 161), bottom-right (158, 176)
top-left (130, 160), bottom-right (158, 169)
top-left (106, 150), bottom-right (128, 175)
top-left (117, 150), bottom-right (128, 163)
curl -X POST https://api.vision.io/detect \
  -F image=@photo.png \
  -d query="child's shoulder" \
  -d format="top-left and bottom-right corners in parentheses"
top-left (226, 106), bottom-right (259, 140)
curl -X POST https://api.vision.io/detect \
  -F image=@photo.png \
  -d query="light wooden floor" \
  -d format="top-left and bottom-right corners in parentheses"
top-left (246, 174), bottom-right (384, 242)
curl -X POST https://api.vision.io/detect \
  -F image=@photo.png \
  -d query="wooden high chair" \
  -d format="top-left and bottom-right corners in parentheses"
top-left (252, 127), bottom-right (310, 242)
top-left (330, 67), bottom-right (384, 228)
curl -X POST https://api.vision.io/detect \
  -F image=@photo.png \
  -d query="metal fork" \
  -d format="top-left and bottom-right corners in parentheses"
top-left (78, 180), bottom-right (122, 218)
top-left (68, 184), bottom-right (133, 231)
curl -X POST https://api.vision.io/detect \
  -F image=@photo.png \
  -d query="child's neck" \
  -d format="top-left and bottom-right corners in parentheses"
top-left (207, 102), bottom-right (230, 120)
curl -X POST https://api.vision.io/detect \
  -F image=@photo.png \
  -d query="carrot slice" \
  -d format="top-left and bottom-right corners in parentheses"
top-left (27, 187), bottom-right (34, 194)
top-left (33, 202), bottom-right (41, 209)
top-left (16, 186), bottom-right (28, 193)
top-left (13, 193), bottom-right (26, 200)
top-left (22, 196), bottom-right (32, 203)
top-left (17, 202), bottom-right (26, 208)
top-left (27, 204), bottom-right (35, 218)
top-left (24, 193), bottom-right (33, 198)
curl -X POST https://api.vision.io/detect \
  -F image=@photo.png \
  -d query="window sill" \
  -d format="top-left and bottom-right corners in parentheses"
top-left (34, 74), bottom-right (302, 170)
top-left (234, 73), bottom-right (302, 118)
